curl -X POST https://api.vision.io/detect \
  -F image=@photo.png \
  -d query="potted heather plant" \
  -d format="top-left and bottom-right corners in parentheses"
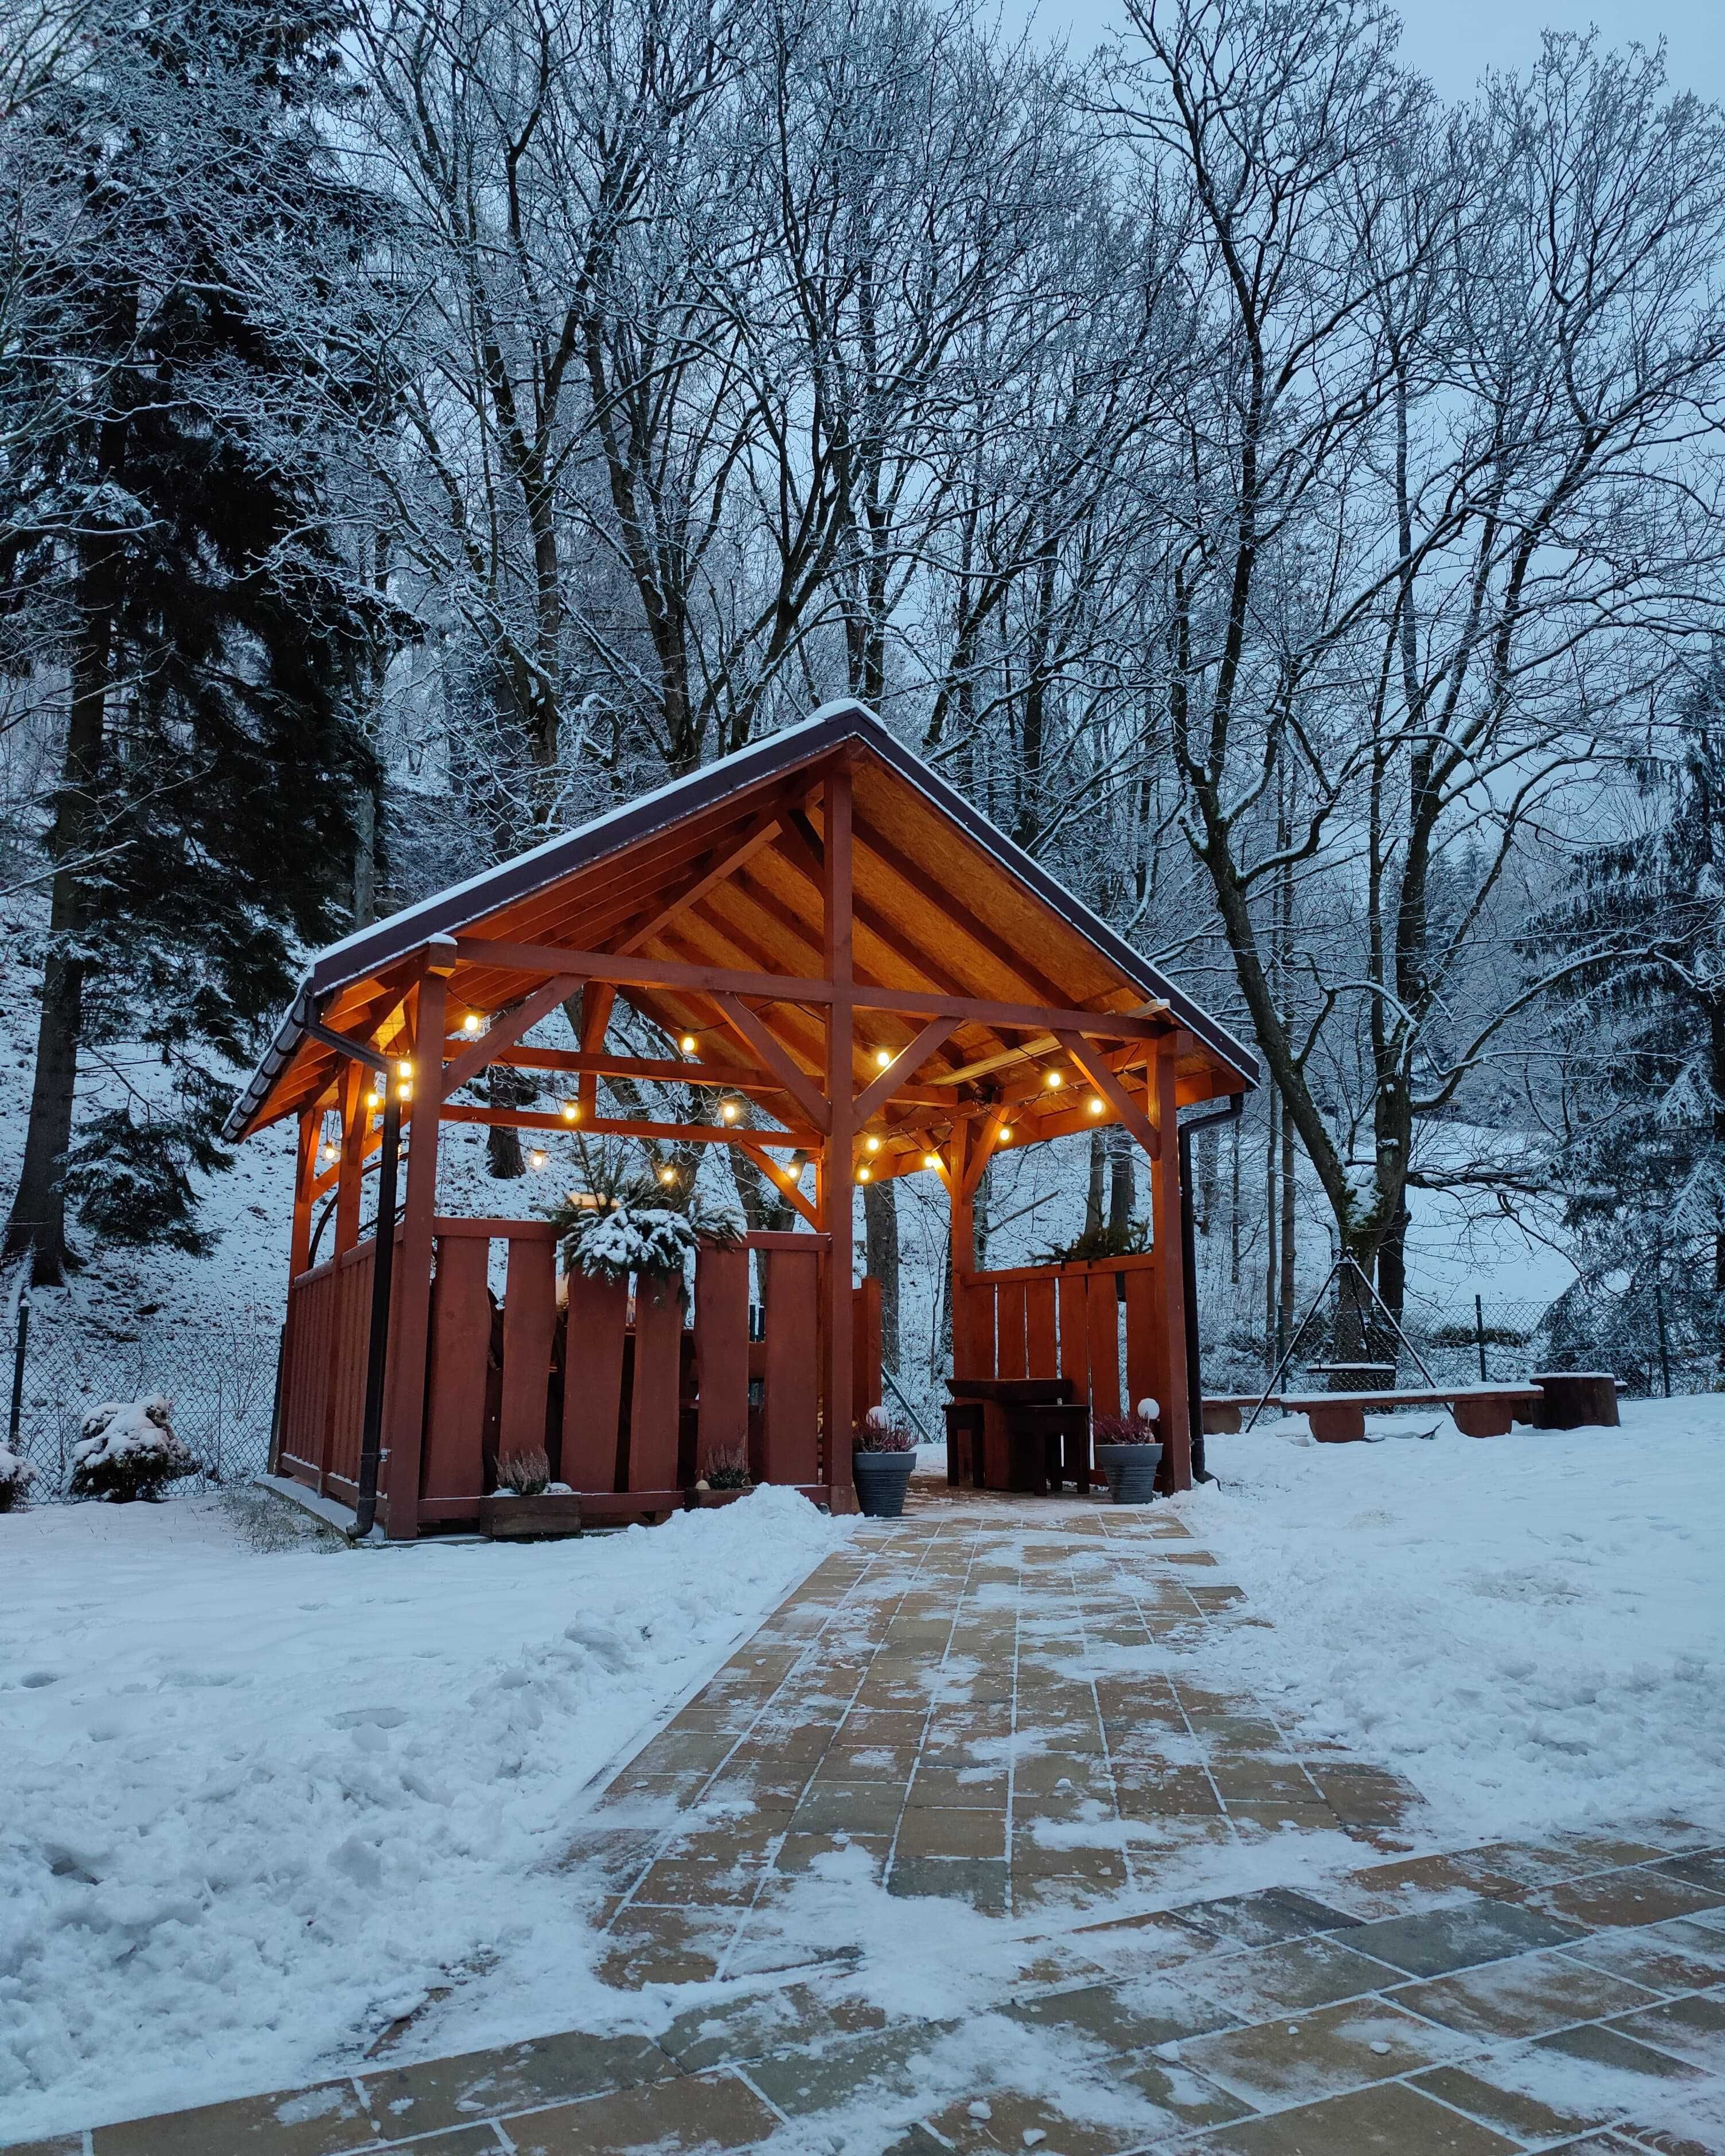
top-left (689, 1442), bottom-right (753, 1507)
top-left (479, 1448), bottom-right (583, 1540)
top-left (1093, 1399), bottom-right (1162, 1505)
top-left (852, 1407), bottom-right (916, 1518)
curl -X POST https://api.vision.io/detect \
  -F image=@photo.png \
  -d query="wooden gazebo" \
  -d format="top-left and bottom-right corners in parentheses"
top-left (229, 702), bottom-right (1255, 1537)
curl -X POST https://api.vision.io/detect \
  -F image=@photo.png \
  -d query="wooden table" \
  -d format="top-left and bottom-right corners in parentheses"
top-left (946, 1378), bottom-right (1090, 1492)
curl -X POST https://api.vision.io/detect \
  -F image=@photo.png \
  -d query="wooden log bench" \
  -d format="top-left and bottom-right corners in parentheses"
top-left (1277, 1382), bottom-right (1547, 1443)
top-left (1201, 1395), bottom-right (1265, 1435)
top-left (1530, 1371), bottom-right (1621, 1430)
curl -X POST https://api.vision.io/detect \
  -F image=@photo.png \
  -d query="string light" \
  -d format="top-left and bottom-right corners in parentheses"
top-left (659, 1166), bottom-right (677, 1185)
top-left (998, 1126), bottom-right (1014, 1143)
top-left (561, 1100), bottom-right (579, 1122)
top-left (924, 1151), bottom-right (940, 1171)
top-left (529, 1149), bottom-right (547, 1171)
top-left (1045, 1068), bottom-right (1064, 1089)
top-left (874, 1046), bottom-right (892, 1069)
top-left (397, 1060), bottom-right (413, 1080)
top-left (395, 1079), bottom-right (412, 1102)
top-left (856, 1165), bottom-right (871, 1183)
top-left (720, 1099), bottom-right (740, 1123)
top-left (1088, 1095), bottom-right (1105, 1115)
top-left (680, 1033), bottom-right (697, 1054)
top-left (864, 1135), bottom-right (880, 1154)
top-left (462, 1013), bottom-right (483, 1036)
top-left (366, 1088), bottom-right (383, 1110)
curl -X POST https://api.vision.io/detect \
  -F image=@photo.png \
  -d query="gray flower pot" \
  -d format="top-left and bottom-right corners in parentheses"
top-left (1095, 1441), bottom-right (1162, 1505)
top-left (852, 1450), bottom-right (916, 1518)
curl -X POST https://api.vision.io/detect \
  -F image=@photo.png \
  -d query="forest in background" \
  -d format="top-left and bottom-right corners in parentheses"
top-left (6, 0), bottom-right (1725, 1386)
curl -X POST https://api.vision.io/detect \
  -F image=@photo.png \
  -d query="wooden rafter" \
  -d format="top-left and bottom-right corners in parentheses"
top-left (440, 1104), bottom-right (818, 1149)
top-left (1053, 1030), bottom-right (1161, 1159)
top-left (737, 1138), bottom-right (820, 1229)
top-left (850, 1017), bottom-right (958, 1127)
top-left (712, 995), bottom-right (832, 1134)
top-left (441, 974), bottom-right (581, 1100)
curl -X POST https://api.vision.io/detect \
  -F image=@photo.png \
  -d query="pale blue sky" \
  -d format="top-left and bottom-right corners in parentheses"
top-left (1006, 0), bottom-right (1724, 101)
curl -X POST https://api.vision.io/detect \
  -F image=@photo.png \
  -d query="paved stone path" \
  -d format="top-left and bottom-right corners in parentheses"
top-left (15, 1491), bottom-right (1725, 2155)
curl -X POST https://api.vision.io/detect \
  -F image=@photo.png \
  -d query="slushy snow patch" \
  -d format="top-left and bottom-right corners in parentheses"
top-left (0, 1482), bottom-right (848, 2143)
top-left (1178, 1397), bottom-right (1725, 1839)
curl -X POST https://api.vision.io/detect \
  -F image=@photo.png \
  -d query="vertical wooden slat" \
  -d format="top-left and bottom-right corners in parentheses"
top-left (499, 1236), bottom-right (557, 1463)
top-left (821, 764), bottom-right (855, 1499)
top-left (290, 1110), bottom-right (317, 1284)
top-left (563, 1270), bottom-right (628, 1491)
top-left (628, 1274), bottom-right (684, 1490)
top-left (1026, 1275), bottom-right (1057, 1381)
top-left (1058, 1272), bottom-right (1090, 1406)
top-left (335, 1063), bottom-right (366, 1258)
top-left (1086, 1268), bottom-right (1121, 1420)
top-left (420, 1232), bottom-right (491, 1500)
top-left (696, 1241), bottom-right (751, 1467)
top-left (762, 1247), bottom-right (819, 1484)
top-left (1123, 1264), bottom-right (1161, 1418)
top-left (852, 1276), bottom-right (882, 1427)
top-left (954, 1276), bottom-right (993, 1381)
top-left (996, 1281), bottom-right (1028, 1381)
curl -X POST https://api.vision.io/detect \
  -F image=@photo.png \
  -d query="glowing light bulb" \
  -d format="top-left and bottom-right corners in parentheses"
top-left (720, 1099), bottom-right (740, 1123)
top-left (680, 1033), bottom-right (697, 1054)
top-left (660, 1166), bottom-right (677, 1185)
top-left (875, 1046), bottom-right (892, 1068)
top-left (397, 1060), bottom-right (413, 1080)
top-left (561, 1100), bottom-right (579, 1122)
top-left (924, 1151), bottom-right (940, 1171)
top-left (462, 1013), bottom-right (482, 1036)
top-left (1045, 1069), bottom-right (1063, 1089)
top-left (395, 1079), bottom-right (412, 1102)
top-left (529, 1149), bottom-right (547, 1170)
top-left (999, 1126), bottom-right (1013, 1143)
top-left (1088, 1095), bottom-right (1104, 1115)
top-left (856, 1165), bottom-right (871, 1183)
top-left (865, 1135), bottom-right (880, 1154)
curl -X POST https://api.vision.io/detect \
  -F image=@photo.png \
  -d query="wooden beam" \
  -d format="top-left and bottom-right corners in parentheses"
top-left (440, 1104), bottom-right (817, 1149)
top-left (962, 1103), bottom-right (1013, 1199)
top-left (614, 803), bottom-right (786, 958)
top-left (441, 974), bottom-right (581, 1100)
top-left (1053, 1030), bottom-right (1161, 1160)
top-left (850, 1017), bottom-right (958, 1127)
top-left (291, 1110), bottom-right (318, 1279)
top-left (466, 1041), bottom-right (953, 1107)
top-left (305, 1018), bottom-right (392, 1074)
top-left (577, 984), bottom-right (614, 1119)
top-left (384, 969), bottom-right (446, 1538)
top-left (738, 1139), bottom-right (820, 1230)
top-left (850, 985), bottom-right (1166, 1040)
top-left (713, 994), bottom-right (832, 1134)
top-left (822, 765), bottom-right (856, 1487)
top-left (455, 936), bottom-right (832, 1005)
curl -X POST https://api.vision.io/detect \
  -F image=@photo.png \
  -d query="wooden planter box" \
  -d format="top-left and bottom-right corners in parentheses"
top-left (688, 1486), bottom-right (753, 1509)
top-left (478, 1493), bottom-right (583, 1541)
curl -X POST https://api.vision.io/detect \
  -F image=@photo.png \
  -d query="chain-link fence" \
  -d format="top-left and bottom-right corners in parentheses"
top-left (1195, 1276), bottom-right (1725, 1402)
top-left (3, 1298), bottom-right (281, 1502)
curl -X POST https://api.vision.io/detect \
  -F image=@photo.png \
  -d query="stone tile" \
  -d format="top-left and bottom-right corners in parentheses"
top-left (895, 1806), bottom-right (1008, 1860)
top-left (790, 1781), bottom-right (908, 1836)
top-left (1411, 2057), bottom-right (1626, 2143)
top-left (906, 1764), bottom-right (1009, 1808)
top-left (746, 2023), bottom-right (957, 2117)
top-left (596, 1907), bottom-right (732, 1987)
top-left (1390, 1947), bottom-right (1663, 2040)
top-left (771, 1831), bottom-right (891, 1879)
top-left (1187, 2079), bottom-right (1520, 2153)
top-left (1656, 1850), bottom-right (1725, 1895)
top-left (362, 2031), bottom-right (670, 2138)
top-left (1562, 1917), bottom-right (1725, 1994)
top-left (1187, 1934), bottom-right (1409, 2018)
top-left (1178, 1995), bottom-right (1463, 2110)
top-left (1011, 1752), bottom-right (1114, 1796)
top-left (1608, 1992), bottom-right (1725, 2075)
top-left (1179, 1889), bottom-right (1356, 1950)
top-left (1005, 1973), bottom-right (1239, 2052)
top-left (1344, 1894), bottom-right (1584, 1977)
top-left (505, 2069), bottom-right (781, 2153)
top-left (812, 1742), bottom-right (923, 1783)
top-left (4, 2140), bottom-right (85, 2156)
top-left (91, 2080), bottom-right (383, 2156)
top-left (1010, 1848), bottom-right (1131, 1911)
top-left (655, 1985), bottom-right (882, 2072)
top-left (1533, 2017), bottom-right (1708, 2089)
top-left (914, 2089), bottom-right (1153, 2153)
top-left (1533, 1866), bottom-right (1725, 1932)
top-left (887, 1856), bottom-right (1010, 1913)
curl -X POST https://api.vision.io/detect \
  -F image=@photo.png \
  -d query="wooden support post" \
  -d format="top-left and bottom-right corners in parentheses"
top-left (577, 984), bottom-right (614, 1120)
top-left (1152, 1046), bottom-right (1192, 1491)
top-left (291, 1109), bottom-right (318, 1280)
top-left (334, 1063), bottom-right (366, 1257)
top-left (383, 969), bottom-right (447, 1538)
top-left (821, 765), bottom-right (856, 1510)
top-left (949, 1122), bottom-right (975, 1380)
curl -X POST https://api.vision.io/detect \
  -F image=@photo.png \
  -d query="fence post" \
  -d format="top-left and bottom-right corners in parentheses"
top-left (6, 1282), bottom-right (28, 1455)
top-left (1474, 1293), bottom-right (1487, 1382)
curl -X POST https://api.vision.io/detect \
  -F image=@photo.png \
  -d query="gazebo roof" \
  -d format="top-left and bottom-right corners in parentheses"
top-left (227, 700), bottom-right (1255, 1145)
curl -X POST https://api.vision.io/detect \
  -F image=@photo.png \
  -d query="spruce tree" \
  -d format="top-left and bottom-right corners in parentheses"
top-left (1, 0), bottom-right (392, 1279)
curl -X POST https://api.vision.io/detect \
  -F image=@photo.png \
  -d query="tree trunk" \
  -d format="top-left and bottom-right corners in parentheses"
top-left (1084, 1128), bottom-right (1106, 1235)
top-left (485, 1066), bottom-right (534, 1178)
top-left (1278, 1096), bottom-right (1296, 1358)
top-left (862, 1177), bottom-right (900, 1372)
top-left (5, 564), bottom-right (115, 1282)
top-left (1107, 1125), bottom-right (1135, 1237)
top-left (1263, 1089), bottom-right (1278, 1364)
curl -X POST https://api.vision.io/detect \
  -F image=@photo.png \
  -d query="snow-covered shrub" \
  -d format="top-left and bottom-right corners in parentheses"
top-left (69, 1396), bottom-right (196, 1502)
top-left (0, 1446), bottom-right (37, 1512)
top-left (557, 1201), bottom-right (740, 1285)
top-left (496, 1448), bottom-right (550, 1496)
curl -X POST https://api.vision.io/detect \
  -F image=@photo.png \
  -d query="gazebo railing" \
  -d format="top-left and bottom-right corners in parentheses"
top-left (955, 1252), bottom-right (1168, 1420)
top-left (274, 1222), bottom-right (865, 1526)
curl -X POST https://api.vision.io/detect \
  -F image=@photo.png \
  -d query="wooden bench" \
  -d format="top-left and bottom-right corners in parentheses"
top-left (1277, 1383), bottom-right (1547, 1443)
top-left (1529, 1371), bottom-right (1621, 1430)
top-left (1201, 1395), bottom-right (1264, 1435)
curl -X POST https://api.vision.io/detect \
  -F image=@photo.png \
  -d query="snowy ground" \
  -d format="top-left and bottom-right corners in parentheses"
top-left (1179, 1395), bottom-right (1725, 1842)
top-left (0, 1485), bottom-right (850, 2145)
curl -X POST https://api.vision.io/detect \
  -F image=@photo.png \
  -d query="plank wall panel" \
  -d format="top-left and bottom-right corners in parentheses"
top-left (696, 1243), bottom-right (751, 1466)
top-left (421, 1235), bottom-right (491, 1499)
top-left (1085, 1272), bottom-right (1122, 1421)
top-left (996, 1281), bottom-right (1028, 1381)
top-left (1123, 1264), bottom-right (1161, 1418)
top-left (627, 1276), bottom-right (685, 1490)
top-left (1026, 1276), bottom-right (1058, 1382)
top-left (761, 1247), bottom-right (819, 1483)
top-left (1057, 1272), bottom-right (1091, 1407)
top-left (499, 1237), bottom-right (558, 1463)
top-left (563, 1271), bottom-right (628, 1491)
